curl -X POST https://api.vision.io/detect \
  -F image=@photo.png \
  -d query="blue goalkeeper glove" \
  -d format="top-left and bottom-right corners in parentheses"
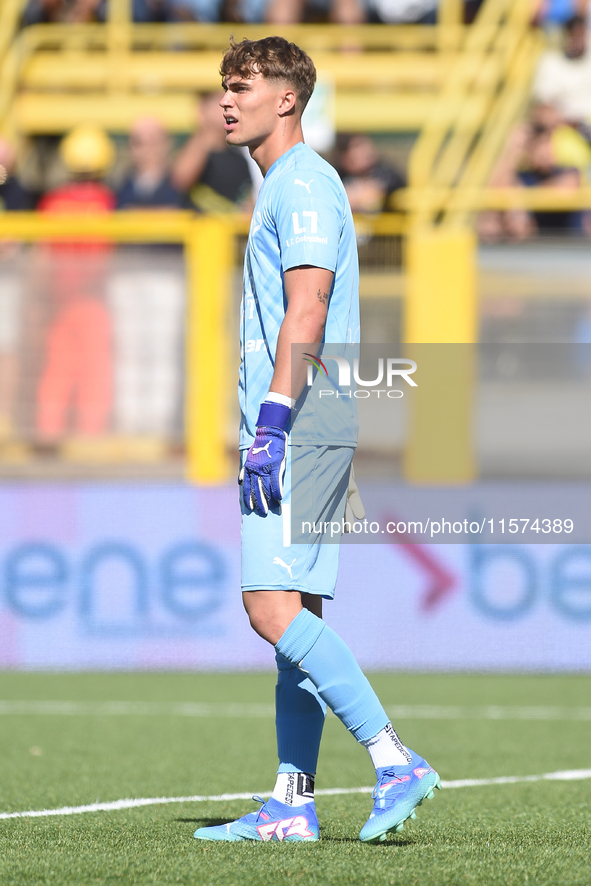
top-left (239, 401), bottom-right (290, 515)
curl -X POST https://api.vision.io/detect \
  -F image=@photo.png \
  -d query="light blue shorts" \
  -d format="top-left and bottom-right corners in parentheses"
top-left (240, 445), bottom-right (354, 598)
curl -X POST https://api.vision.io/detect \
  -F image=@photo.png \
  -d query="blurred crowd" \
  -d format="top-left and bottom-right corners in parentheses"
top-left (480, 14), bottom-right (591, 242)
top-left (21, 0), bottom-right (486, 26)
top-left (0, 90), bottom-right (405, 216)
top-left (4, 9), bottom-right (591, 233)
top-left (19, 0), bottom-right (591, 26)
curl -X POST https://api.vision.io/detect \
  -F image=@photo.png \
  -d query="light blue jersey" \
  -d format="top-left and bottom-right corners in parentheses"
top-left (239, 142), bottom-right (360, 450)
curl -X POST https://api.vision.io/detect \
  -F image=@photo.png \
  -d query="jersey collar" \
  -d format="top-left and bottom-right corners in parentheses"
top-left (264, 141), bottom-right (307, 180)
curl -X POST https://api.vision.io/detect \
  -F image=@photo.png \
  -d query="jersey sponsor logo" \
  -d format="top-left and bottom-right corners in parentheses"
top-left (256, 815), bottom-right (313, 841)
top-left (273, 556), bottom-right (296, 579)
top-left (243, 338), bottom-right (265, 354)
top-left (252, 440), bottom-right (272, 457)
top-left (292, 210), bottom-right (318, 235)
top-left (287, 210), bottom-right (327, 247)
top-left (294, 179), bottom-right (313, 193)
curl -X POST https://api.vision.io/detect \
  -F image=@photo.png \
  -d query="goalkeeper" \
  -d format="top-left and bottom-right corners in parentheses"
top-left (193, 36), bottom-right (440, 845)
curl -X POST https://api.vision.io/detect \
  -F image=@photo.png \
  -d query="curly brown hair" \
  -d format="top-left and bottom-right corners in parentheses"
top-left (220, 37), bottom-right (317, 110)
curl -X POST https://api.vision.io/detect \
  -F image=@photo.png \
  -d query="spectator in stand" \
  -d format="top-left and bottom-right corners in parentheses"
top-left (533, 0), bottom-right (589, 28)
top-left (109, 118), bottom-right (186, 440)
top-left (174, 0), bottom-right (363, 20)
top-left (97, 0), bottom-right (237, 21)
top-left (36, 126), bottom-right (115, 443)
top-left (116, 117), bottom-right (190, 211)
top-left (171, 92), bottom-right (256, 213)
top-left (78, 0), bottom-right (197, 23)
top-left (0, 139), bottom-right (37, 211)
top-left (367, 0), bottom-right (436, 24)
top-left (21, 0), bottom-right (103, 24)
top-left (123, 0), bottom-right (185, 21)
top-left (265, 0), bottom-right (365, 23)
top-left (533, 16), bottom-right (591, 127)
top-left (172, 0), bottom-right (265, 20)
top-left (477, 104), bottom-right (584, 242)
top-left (333, 133), bottom-right (406, 213)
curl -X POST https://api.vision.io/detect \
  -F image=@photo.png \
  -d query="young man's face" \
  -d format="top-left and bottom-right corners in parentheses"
top-left (220, 72), bottom-right (294, 150)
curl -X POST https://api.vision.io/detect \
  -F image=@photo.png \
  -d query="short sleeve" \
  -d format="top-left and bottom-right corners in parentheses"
top-left (274, 172), bottom-right (343, 273)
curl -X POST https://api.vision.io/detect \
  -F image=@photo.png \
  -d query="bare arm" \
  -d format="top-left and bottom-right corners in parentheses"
top-left (269, 265), bottom-right (333, 401)
top-left (489, 123), bottom-right (530, 187)
top-left (171, 131), bottom-right (219, 193)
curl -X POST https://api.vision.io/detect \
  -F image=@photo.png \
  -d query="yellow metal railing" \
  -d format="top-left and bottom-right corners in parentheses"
top-left (0, 0), bottom-right (25, 66)
top-left (0, 211), bottom-right (232, 483)
top-left (409, 0), bottom-right (542, 222)
top-left (402, 0), bottom-right (543, 349)
top-left (399, 0), bottom-right (544, 483)
top-left (0, 0), bottom-right (468, 136)
top-left (1, 189), bottom-right (587, 482)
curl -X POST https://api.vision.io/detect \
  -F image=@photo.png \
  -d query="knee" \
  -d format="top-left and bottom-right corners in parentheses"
top-left (242, 591), bottom-right (301, 646)
top-left (242, 592), bottom-right (272, 641)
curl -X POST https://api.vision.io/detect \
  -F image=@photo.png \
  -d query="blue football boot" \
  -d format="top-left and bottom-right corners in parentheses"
top-left (359, 748), bottom-right (441, 843)
top-left (193, 795), bottom-right (319, 843)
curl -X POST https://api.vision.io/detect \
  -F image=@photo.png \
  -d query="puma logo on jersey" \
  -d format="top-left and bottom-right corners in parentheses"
top-left (257, 815), bottom-right (313, 841)
top-left (273, 556), bottom-right (296, 579)
top-left (294, 179), bottom-right (313, 192)
top-left (252, 441), bottom-right (272, 457)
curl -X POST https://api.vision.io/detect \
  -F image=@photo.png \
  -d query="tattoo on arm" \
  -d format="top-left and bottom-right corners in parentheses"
top-left (316, 289), bottom-right (329, 305)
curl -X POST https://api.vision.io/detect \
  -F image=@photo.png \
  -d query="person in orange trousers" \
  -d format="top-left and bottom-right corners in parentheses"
top-left (36, 125), bottom-right (115, 441)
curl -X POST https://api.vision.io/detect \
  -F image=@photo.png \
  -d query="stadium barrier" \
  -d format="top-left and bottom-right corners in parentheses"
top-left (0, 212), bottom-right (232, 483)
top-left (1, 195), bottom-right (590, 484)
top-left (0, 210), bottom-right (407, 482)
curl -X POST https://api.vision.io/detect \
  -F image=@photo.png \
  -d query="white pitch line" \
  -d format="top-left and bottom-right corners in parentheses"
top-left (1, 769), bottom-right (590, 821)
top-left (0, 702), bottom-right (277, 718)
top-left (1, 702), bottom-right (591, 721)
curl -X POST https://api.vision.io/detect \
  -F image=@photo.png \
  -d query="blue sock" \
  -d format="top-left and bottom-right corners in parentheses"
top-left (275, 609), bottom-right (388, 743)
top-left (275, 652), bottom-right (326, 775)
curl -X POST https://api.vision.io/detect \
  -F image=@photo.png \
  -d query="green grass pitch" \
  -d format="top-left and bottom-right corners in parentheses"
top-left (0, 672), bottom-right (589, 886)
